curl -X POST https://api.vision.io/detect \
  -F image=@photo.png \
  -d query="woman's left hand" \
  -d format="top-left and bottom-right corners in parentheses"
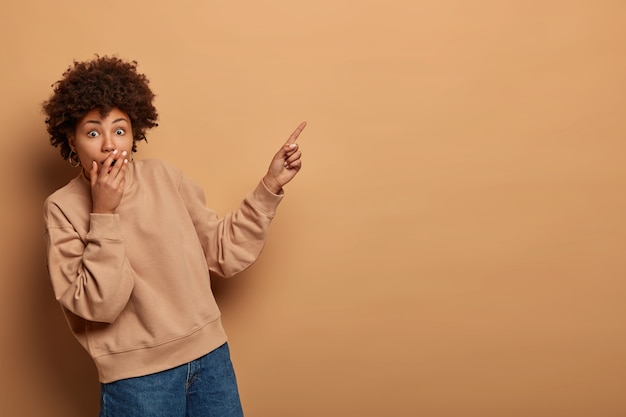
top-left (263, 121), bottom-right (307, 194)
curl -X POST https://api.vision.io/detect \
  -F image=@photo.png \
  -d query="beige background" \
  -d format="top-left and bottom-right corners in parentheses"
top-left (1, 0), bottom-right (625, 416)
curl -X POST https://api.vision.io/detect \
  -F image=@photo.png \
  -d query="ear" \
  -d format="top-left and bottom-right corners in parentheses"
top-left (67, 133), bottom-right (76, 152)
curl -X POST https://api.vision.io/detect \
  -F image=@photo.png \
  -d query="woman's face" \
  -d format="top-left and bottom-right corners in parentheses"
top-left (70, 108), bottom-right (134, 178)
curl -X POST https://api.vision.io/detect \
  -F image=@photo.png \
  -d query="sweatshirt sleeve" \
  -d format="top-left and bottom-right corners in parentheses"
top-left (178, 176), bottom-right (284, 278)
top-left (44, 203), bottom-right (135, 323)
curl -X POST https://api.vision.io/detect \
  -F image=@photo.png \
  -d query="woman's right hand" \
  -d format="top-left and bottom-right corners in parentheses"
top-left (90, 150), bottom-right (129, 214)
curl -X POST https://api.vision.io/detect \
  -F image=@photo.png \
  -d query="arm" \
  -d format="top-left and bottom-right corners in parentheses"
top-left (44, 161), bottom-right (135, 323)
top-left (179, 177), bottom-right (283, 278)
top-left (181, 122), bottom-right (307, 277)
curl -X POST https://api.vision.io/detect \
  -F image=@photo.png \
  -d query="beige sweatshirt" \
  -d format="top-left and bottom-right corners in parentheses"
top-left (44, 158), bottom-right (282, 383)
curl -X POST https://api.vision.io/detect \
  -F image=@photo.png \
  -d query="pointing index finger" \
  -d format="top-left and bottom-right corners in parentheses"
top-left (286, 121), bottom-right (307, 145)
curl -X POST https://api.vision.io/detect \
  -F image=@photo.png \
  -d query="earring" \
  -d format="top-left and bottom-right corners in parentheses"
top-left (68, 150), bottom-right (81, 167)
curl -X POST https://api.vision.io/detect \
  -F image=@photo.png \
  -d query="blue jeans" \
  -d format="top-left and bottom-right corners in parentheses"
top-left (99, 343), bottom-right (244, 417)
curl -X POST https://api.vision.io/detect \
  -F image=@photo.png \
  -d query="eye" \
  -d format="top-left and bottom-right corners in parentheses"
top-left (87, 130), bottom-right (99, 138)
top-left (115, 128), bottom-right (126, 136)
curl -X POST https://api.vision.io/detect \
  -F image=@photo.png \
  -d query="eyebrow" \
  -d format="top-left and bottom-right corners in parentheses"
top-left (82, 118), bottom-right (129, 126)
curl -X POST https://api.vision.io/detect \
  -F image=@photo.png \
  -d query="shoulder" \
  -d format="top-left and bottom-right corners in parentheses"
top-left (133, 158), bottom-right (186, 191)
top-left (134, 158), bottom-right (181, 176)
top-left (43, 176), bottom-right (91, 225)
top-left (44, 175), bottom-right (88, 209)
top-left (134, 158), bottom-right (183, 180)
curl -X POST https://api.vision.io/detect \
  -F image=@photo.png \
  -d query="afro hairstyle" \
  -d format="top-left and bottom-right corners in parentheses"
top-left (42, 56), bottom-right (159, 160)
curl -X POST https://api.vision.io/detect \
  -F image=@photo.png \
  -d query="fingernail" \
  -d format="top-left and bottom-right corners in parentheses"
top-left (122, 151), bottom-right (127, 156)
top-left (124, 159), bottom-right (129, 164)
top-left (289, 143), bottom-right (297, 148)
top-left (113, 149), bottom-right (118, 154)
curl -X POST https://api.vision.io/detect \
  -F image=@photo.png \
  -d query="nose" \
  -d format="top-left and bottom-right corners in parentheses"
top-left (101, 132), bottom-right (116, 152)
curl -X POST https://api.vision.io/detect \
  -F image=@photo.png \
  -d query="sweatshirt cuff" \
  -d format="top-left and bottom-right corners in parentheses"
top-left (87, 214), bottom-right (124, 240)
top-left (250, 180), bottom-right (284, 217)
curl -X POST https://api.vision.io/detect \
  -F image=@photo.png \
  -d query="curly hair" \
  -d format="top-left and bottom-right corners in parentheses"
top-left (42, 56), bottom-right (159, 160)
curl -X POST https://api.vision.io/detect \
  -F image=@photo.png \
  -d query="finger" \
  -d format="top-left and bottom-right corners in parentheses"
top-left (117, 157), bottom-right (129, 180)
top-left (285, 159), bottom-right (302, 170)
top-left (274, 142), bottom-right (298, 162)
top-left (284, 149), bottom-right (301, 166)
top-left (101, 151), bottom-right (117, 175)
top-left (90, 161), bottom-right (98, 186)
top-left (285, 121), bottom-right (307, 145)
top-left (108, 150), bottom-right (126, 173)
top-left (283, 142), bottom-right (299, 156)
top-left (109, 159), bottom-right (128, 184)
top-left (110, 151), bottom-right (128, 178)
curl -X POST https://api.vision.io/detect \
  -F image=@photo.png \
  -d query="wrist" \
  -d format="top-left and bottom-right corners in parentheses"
top-left (262, 176), bottom-right (283, 194)
top-left (92, 209), bottom-right (115, 214)
top-left (91, 204), bottom-right (115, 214)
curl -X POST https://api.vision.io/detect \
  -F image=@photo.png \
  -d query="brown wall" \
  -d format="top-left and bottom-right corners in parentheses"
top-left (1, 1), bottom-right (625, 416)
